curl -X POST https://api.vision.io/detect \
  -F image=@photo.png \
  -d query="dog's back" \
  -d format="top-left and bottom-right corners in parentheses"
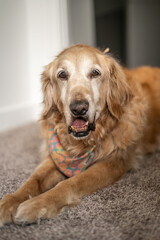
top-left (125, 66), bottom-right (160, 153)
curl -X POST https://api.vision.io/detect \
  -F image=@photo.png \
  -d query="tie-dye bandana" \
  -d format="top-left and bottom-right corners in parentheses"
top-left (48, 127), bottom-right (95, 177)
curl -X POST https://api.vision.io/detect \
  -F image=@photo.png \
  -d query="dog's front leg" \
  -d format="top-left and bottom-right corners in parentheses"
top-left (0, 156), bottom-right (65, 226)
top-left (15, 158), bottom-right (128, 224)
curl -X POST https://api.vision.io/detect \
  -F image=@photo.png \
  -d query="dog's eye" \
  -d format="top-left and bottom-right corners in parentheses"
top-left (57, 71), bottom-right (68, 80)
top-left (90, 69), bottom-right (101, 78)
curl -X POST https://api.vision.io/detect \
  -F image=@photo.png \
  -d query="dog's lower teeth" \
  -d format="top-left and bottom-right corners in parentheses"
top-left (71, 121), bottom-right (88, 133)
top-left (71, 126), bottom-right (87, 132)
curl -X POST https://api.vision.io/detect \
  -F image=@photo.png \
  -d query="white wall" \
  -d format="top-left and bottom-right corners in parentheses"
top-left (0, 0), bottom-right (70, 132)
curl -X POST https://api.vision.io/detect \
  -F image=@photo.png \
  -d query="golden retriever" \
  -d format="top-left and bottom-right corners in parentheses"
top-left (0, 44), bottom-right (160, 226)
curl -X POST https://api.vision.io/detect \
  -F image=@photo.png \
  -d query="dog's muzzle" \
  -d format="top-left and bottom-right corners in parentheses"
top-left (68, 100), bottom-right (96, 138)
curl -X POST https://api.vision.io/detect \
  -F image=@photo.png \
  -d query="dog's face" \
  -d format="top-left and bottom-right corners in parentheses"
top-left (54, 46), bottom-right (106, 139)
top-left (42, 45), bottom-right (132, 140)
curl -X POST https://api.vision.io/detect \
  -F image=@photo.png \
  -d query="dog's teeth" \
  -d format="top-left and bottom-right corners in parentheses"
top-left (71, 121), bottom-right (89, 133)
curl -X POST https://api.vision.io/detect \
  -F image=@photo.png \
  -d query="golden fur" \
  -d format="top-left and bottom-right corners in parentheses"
top-left (0, 44), bottom-right (160, 225)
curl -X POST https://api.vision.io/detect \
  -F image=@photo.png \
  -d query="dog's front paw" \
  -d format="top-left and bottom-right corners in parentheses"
top-left (15, 196), bottom-right (60, 224)
top-left (0, 194), bottom-right (22, 226)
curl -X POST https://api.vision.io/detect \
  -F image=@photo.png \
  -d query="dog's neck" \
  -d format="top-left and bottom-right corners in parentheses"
top-left (48, 126), bottom-right (96, 177)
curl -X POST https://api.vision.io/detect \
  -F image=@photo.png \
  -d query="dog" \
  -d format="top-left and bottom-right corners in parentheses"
top-left (0, 44), bottom-right (160, 226)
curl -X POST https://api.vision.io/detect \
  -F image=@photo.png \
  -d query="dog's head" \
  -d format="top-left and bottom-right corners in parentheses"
top-left (41, 45), bottom-right (132, 140)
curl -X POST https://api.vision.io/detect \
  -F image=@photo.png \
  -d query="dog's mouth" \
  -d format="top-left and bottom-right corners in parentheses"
top-left (68, 117), bottom-right (95, 138)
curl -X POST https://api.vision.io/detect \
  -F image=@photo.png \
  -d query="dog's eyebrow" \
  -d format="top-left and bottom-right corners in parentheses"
top-left (91, 64), bottom-right (102, 70)
top-left (56, 67), bottom-right (66, 72)
top-left (58, 59), bottom-right (73, 67)
top-left (57, 60), bottom-right (75, 73)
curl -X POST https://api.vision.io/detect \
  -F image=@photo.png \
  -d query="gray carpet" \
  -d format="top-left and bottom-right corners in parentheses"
top-left (0, 123), bottom-right (159, 240)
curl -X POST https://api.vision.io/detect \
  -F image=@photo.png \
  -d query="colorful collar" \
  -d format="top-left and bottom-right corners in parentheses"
top-left (48, 127), bottom-right (95, 177)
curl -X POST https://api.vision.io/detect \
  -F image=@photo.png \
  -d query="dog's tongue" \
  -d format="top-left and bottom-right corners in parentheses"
top-left (72, 118), bottom-right (86, 128)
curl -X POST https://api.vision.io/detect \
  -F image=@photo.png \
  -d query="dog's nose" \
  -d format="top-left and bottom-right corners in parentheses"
top-left (70, 100), bottom-right (89, 116)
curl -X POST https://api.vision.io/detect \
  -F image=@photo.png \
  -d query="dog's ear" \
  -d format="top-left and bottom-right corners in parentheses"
top-left (41, 63), bottom-right (57, 120)
top-left (106, 58), bottom-right (133, 120)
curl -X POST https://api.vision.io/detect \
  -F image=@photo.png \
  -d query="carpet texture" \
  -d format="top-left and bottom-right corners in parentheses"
top-left (0, 123), bottom-right (159, 240)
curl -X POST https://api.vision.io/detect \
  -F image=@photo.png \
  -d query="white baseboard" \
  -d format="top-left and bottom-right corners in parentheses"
top-left (0, 102), bottom-right (42, 132)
